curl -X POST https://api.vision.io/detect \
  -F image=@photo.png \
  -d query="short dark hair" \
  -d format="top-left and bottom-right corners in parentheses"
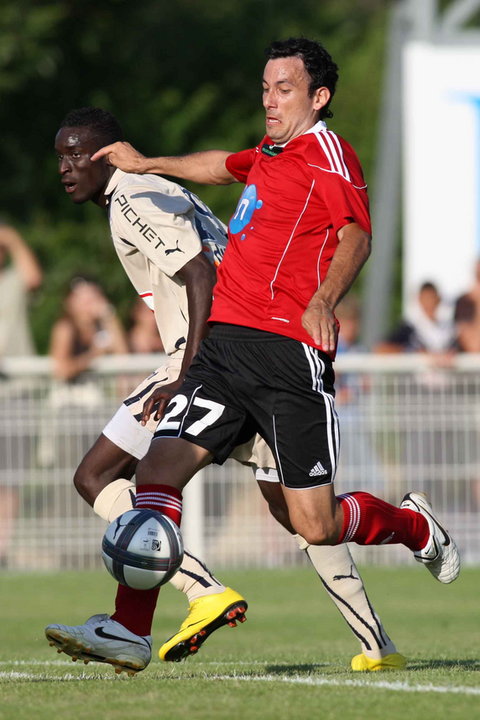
top-left (265, 37), bottom-right (338, 119)
top-left (419, 281), bottom-right (439, 294)
top-left (59, 107), bottom-right (123, 146)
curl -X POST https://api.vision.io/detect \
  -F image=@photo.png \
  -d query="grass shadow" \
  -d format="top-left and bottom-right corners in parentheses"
top-left (265, 663), bottom-right (330, 676)
top-left (406, 659), bottom-right (479, 671)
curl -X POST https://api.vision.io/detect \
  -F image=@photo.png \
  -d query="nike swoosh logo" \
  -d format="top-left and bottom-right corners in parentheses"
top-left (422, 508), bottom-right (450, 546)
top-left (183, 618), bottom-right (208, 630)
top-left (95, 627), bottom-right (150, 647)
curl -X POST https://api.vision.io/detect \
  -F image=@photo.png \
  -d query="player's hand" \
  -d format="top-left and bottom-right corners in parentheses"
top-left (90, 141), bottom-right (147, 172)
top-left (301, 299), bottom-right (338, 352)
top-left (141, 379), bottom-right (184, 426)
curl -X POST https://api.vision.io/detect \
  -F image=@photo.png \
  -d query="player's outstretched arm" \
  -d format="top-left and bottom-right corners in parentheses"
top-left (91, 142), bottom-right (147, 173)
top-left (91, 142), bottom-right (236, 185)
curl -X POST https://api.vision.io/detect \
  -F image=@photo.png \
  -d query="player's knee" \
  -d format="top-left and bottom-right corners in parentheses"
top-left (73, 461), bottom-right (100, 503)
top-left (294, 519), bottom-right (338, 546)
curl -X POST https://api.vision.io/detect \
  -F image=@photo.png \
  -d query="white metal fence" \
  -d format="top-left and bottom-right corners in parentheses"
top-left (0, 353), bottom-right (478, 571)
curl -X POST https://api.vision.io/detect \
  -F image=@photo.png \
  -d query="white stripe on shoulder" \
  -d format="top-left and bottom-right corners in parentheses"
top-left (314, 131), bottom-right (336, 172)
top-left (312, 130), bottom-right (359, 185)
top-left (314, 130), bottom-right (350, 181)
top-left (326, 131), bottom-right (351, 181)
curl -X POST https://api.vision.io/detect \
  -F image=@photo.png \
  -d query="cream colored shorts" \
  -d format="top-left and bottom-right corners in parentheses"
top-left (102, 360), bottom-right (278, 481)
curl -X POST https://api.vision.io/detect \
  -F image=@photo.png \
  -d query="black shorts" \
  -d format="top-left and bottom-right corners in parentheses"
top-left (153, 324), bottom-right (339, 489)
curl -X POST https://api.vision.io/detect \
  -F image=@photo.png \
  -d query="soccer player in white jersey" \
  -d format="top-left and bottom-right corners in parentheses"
top-left (46, 106), bottom-right (406, 674)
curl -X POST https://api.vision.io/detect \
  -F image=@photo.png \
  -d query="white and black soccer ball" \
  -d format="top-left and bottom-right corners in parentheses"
top-left (102, 509), bottom-right (184, 590)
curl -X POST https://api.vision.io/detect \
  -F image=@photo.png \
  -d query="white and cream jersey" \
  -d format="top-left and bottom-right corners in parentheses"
top-left (105, 169), bottom-right (227, 357)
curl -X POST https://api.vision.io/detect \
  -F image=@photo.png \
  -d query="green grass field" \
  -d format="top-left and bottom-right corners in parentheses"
top-left (0, 566), bottom-right (478, 720)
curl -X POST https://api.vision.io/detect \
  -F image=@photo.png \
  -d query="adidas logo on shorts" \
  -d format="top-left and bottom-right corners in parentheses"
top-left (309, 461), bottom-right (328, 477)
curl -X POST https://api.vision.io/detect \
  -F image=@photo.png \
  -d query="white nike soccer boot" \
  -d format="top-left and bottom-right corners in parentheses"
top-left (45, 614), bottom-right (151, 675)
top-left (400, 492), bottom-right (460, 584)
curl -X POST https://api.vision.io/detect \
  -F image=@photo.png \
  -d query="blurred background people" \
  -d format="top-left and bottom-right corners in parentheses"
top-left (38, 277), bottom-right (128, 468)
top-left (375, 281), bottom-right (455, 355)
top-left (453, 294), bottom-right (480, 353)
top-left (127, 297), bottom-right (165, 354)
top-left (0, 220), bottom-right (42, 358)
top-left (334, 296), bottom-right (387, 496)
top-left (0, 221), bottom-right (42, 565)
top-left (49, 275), bottom-right (128, 382)
top-left (453, 259), bottom-right (480, 353)
top-left (335, 294), bottom-right (367, 404)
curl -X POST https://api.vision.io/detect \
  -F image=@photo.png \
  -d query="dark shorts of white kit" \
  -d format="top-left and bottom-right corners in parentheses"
top-left (153, 324), bottom-right (340, 489)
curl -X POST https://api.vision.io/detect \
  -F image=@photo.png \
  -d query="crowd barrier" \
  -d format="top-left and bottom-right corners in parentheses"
top-left (0, 352), bottom-right (478, 571)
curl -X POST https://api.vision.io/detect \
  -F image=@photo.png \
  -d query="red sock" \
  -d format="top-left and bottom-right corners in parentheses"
top-left (337, 491), bottom-right (429, 551)
top-left (112, 583), bottom-right (160, 636)
top-left (111, 484), bottom-right (183, 636)
top-left (135, 483), bottom-right (183, 526)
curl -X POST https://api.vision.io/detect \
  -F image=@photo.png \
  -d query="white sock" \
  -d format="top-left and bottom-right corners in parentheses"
top-left (169, 550), bottom-right (226, 603)
top-left (93, 478), bottom-right (136, 522)
top-left (295, 535), bottom-right (397, 660)
top-left (93, 479), bottom-right (225, 603)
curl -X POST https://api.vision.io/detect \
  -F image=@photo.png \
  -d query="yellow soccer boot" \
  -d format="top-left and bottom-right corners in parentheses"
top-left (351, 652), bottom-right (407, 671)
top-left (159, 587), bottom-right (247, 662)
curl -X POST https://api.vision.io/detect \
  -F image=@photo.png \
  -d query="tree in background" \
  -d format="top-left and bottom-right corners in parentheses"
top-left (0, 0), bottom-right (389, 352)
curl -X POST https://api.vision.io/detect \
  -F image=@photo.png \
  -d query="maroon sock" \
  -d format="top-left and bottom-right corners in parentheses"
top-left (111, 484), bottom-right (183, 635)
top-left (337, 491), bottom-right (429, 551)
top-left (134, 483), bottom-right (183, 526)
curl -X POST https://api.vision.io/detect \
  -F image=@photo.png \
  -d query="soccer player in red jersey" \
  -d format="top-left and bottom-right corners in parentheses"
top-left (52, 37), bottom-right (459, 674)
top-left (47, 105), bottom-right (405, 675)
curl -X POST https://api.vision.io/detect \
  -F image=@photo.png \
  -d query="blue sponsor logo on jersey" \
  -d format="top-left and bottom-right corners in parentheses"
top-left (229, 184), bottom-right (263, 236)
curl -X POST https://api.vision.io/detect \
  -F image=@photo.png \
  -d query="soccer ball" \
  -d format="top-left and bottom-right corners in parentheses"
top-left (101, 508), bottom-right (184, 590)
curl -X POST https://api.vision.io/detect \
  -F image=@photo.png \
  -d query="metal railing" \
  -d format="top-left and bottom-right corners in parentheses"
top-left (0, 352), bottom-right (478, 570)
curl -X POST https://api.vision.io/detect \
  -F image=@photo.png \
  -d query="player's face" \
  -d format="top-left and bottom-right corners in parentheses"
top-left (55, 127), bottom-right (111, 206)
top-left (262, 57), bottom-right (330, 144)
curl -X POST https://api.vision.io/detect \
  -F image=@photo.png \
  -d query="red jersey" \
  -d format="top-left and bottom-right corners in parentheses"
top-left (209, 121), bottom-right (371, 357)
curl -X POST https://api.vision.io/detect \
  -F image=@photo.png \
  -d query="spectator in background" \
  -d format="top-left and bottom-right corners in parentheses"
top-left (0, 221), bottom-right (42, 357)
top-left (335, 294), bottom-right (365, 402)
top-left (335, 296), bottom-right (386, 496)
top-left (128, 297), bottom-right (165, 354)
top-left (38, 277), bottom-right (129, 468)
top-left (453, 294), bottom-right (480, 352)
top-left (49, 275), bottom-right (128, 382)
top-left (336, 294), bottom-right (364, 353)
top-left (0, 221), bottom-right (42, 566)
top-left (453, 259), bottom-right (480, 352)
top-left (375, 281), bottom-right (455, 355)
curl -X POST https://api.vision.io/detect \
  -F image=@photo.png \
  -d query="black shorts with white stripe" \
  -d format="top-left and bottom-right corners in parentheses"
top-left (153, 323), bottom-right (339, 489)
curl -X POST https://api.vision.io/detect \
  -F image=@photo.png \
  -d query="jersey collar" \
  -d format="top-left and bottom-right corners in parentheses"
top-left (304, 120), bottom-right (328, 135)
top-left (104, 168), bottom-right (126, 202)
top-left (264, 120), bottom-right (328, 150)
